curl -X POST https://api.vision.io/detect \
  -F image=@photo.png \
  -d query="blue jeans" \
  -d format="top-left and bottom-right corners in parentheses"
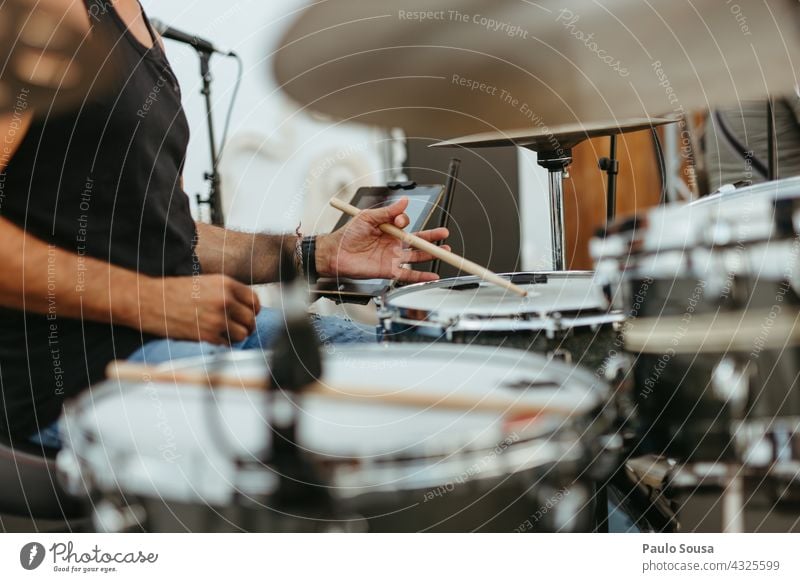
top-left (127, 308), bottom-right (376, 364)
top-left (29, 308), bottom-right (376, 448)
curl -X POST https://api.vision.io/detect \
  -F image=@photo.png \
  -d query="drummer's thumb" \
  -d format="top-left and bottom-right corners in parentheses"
top-left (364, 197), bottom-right (410, 229)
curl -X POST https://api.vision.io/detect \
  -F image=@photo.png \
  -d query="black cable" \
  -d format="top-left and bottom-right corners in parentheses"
top-left (215, 51), bottom-right (244, 167)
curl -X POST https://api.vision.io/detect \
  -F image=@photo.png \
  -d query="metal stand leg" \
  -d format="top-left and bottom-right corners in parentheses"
top-left (536, 149), bottom-right (573, 271)
top-left (593, 480), bottom-right (609, 533)
top-left (197, 52), bottom-right (225, 226)
top-left (721, 466), bottom-right (745, 533)
top-left (599, 134), bottom-right (619, 223)
top-left (767, 97), bottom-right (778, 181)
top-left (547, 168), bottom-right (566, 270)
top-left (431, 157), bottom-right (461, 275)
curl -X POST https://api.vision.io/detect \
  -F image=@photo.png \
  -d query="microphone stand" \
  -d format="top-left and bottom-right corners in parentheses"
top-left (196, 50), bottom-right (225, 226)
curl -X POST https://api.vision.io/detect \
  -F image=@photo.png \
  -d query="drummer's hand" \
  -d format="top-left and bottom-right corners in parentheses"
top-left (140, 274), bottom-right (260, 345)
top-left (316, 197), bottom-right (450, 283)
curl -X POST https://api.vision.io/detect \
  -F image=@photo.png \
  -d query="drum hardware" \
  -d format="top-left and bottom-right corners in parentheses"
top-left (768, 97), bottom-right (779, 181)
top-left (593, 178), bottom-right (800, 467)
top-left (721, 466), bottom-right (745, 533)
top-left (710, 357), bottom-right (751, 418)
top-left (592, 460), bottom-right (680, 533)
top-left (93, 500), bottom-right (147, 533)
top-left (263, 261), bottom-right (337, 528)
top-left (548, 348), bottom-right (573, 364)
top-left (624, 457), bottom-right (787, 533)
top-left (598, 135), bottom-right (620, 222)
top-left (330, 197), bottom-right (528, 296)
top-left (431, 118), bottom-right (677, 270)
top-left (430, 157), bottom-right (461, 275)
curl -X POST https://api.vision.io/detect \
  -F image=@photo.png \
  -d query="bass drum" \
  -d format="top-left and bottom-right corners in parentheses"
top-left (57, 345), bottom-right (619, 532)
top-left (380, 271), bottom-right (625, 376)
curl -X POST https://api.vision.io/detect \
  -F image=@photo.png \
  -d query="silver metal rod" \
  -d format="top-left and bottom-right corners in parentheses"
top-left (721, 467), bottom-right (745, 533)
top-left (548, 168), bottom-right (566, 270)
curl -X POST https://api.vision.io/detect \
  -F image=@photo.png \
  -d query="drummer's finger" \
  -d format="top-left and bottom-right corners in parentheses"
top-left (411, 227), bottom-right (449, 243)
top-left (393, 266), bottom-right (440, 283)
top-left (402, 246), bottom-right (452, 263)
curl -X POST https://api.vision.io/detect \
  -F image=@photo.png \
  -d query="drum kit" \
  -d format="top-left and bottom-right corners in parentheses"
top-left (6, 1), bottom-right (800, 531)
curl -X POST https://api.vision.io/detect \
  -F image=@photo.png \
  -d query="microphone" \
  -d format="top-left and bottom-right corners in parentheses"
top-left (149, 18), bottom-right (233, 56)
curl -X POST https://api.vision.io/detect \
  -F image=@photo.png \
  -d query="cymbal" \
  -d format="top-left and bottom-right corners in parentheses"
top-left (0, 0), bottom-right (110, 114)
top-left (274, 0), bottom-right (800, 138)
top-left (430, 118), bottom-right (677, 152)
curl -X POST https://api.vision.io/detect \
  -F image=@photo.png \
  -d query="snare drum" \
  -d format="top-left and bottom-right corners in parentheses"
top-left (592, 178), bottom-right (800, 464)
top-left (380, 272), bottom-right (624, 375)
top-left (57, 345), bottom-right (617, 533)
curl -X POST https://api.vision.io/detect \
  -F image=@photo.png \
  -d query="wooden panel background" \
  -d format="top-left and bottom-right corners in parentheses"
top-left (563, 129), bottom-right (663, 270)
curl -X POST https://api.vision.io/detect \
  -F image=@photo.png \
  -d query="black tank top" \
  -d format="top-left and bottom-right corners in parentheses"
top-left (0, 0), bottom-right (196, 441)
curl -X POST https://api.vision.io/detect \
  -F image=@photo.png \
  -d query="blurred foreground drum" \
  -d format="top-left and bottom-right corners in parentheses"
top-left (380, 272), bottom-right (625, 375)
top-left (592, 177), bottom-right (800, 467)
top-left (57, 345), bottom-right (618, 532)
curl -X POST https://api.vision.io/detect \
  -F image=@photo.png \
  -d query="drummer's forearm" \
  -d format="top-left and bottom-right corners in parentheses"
top-left (194, 222), bottom-right (297, 284)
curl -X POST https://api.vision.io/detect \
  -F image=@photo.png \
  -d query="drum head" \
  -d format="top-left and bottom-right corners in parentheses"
top-left (384, 272), bottom-right (607, 319)
top-left (61, 345), bottom-right (606, 503)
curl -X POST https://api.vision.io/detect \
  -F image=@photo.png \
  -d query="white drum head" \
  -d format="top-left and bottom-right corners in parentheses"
top-left (384, 272), bottom-right (607, 319)
top-left (60, 345), bottom-right (605, 504)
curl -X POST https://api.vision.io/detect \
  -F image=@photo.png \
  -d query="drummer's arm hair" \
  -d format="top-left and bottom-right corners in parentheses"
top-left (194, 222), bottom-right (296, 285)
top-left (0, 216), bottom-right (153, 328)
top-left (0, 112), bottom-right (163, 331)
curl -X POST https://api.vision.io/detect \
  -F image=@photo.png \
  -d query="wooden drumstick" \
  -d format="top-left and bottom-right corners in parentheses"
top-left (329, 198), bottom-right (528, 297)
top-left (106, 361), bottom-right (568, 417)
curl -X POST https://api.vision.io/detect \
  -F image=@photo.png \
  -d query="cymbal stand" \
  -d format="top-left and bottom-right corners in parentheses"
top-left (535, 149), bottom-right (573, 271)
top-left (431, 157), bottom-right (461, 275)
top-left (767, 97), bottom-right (778, 181)
top-left (599, 135), bottom-right (619, 223)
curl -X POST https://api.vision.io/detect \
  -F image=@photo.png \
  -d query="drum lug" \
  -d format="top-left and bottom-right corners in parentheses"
top-left (711, 357), bottom-right (750, 417)
top-left (547, 349), bottom-right (573, 364)
top-left (547, 482), bottom-right (590, 532)
top-left (55, 449), bottom-right (90, 497)
top-left (93, 499), bottom-right (146, 533)
top-left (602, 353), bottom-right (631, 384)
top-left (376, 306), bottom-right (391, 326)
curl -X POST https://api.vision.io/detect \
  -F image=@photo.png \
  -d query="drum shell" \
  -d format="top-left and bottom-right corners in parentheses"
top-left (59, 346), bottom-right (615, 533)
top-left (383, 319), bottom-right (619, 376)
top-left (104, 474), bottom-right (596, 533)
top-left (380, 272), bottom-right (623, 376)
top-left (622, 273), bottom-right (800, 461)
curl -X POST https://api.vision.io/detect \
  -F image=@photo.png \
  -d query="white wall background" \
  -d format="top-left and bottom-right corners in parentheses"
top-left (518, 150), bottom-right (555, 270)
top-left (141, 0), bottom-right (401, 235)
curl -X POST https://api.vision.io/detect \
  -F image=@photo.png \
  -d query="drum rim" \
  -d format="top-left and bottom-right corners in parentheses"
top-left (59, 344), bottom-right (611, 504)
top-left (384, 271), bottom-right (597, 301)
top-left (690, 175), bottom-right (800, 208)
top-left (381, 271), bottom-right (618, 328)
top-left (155, 343), bottom-right (605, 390)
